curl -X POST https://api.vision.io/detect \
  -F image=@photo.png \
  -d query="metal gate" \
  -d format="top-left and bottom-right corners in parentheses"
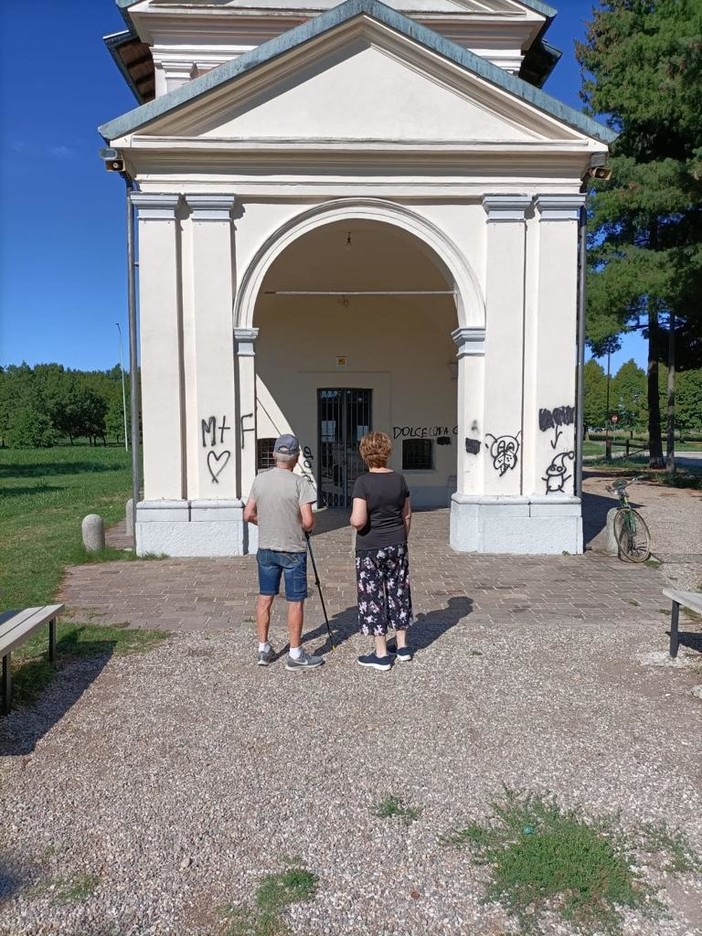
top-left (318, 389), bottom-right (372, 507)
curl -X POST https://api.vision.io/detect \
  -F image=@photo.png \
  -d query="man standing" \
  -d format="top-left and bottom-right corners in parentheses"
top-left (243, 434), bottom-right (323, 670)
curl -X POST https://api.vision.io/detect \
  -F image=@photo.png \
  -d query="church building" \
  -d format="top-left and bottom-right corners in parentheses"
top-left (100, 0), bottom-right (614, 556)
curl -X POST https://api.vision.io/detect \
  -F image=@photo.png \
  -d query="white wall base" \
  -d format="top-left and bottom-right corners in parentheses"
top-left (136, 499), bottom-right (246, 557)
top-left (450, 494), bottom-right (583, 555)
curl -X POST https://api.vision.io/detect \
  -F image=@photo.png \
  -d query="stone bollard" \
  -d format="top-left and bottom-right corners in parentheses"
top-left (82, 514), bottom-right (105, 553)
top-left (125, 498), bottom-right (134, 538)
top-left (604, 507), bottom-right (620, 556)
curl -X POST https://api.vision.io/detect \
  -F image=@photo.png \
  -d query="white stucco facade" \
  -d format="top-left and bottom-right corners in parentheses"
top-left (102, 0), bottom-right (613, 556)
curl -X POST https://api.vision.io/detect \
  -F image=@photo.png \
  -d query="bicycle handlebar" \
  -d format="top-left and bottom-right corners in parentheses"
top-left (605, 476), bottom-right (644, 494)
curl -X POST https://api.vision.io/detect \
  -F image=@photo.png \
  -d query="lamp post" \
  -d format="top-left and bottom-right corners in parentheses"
top-left (605, 348), bottom-right (612, 461)
top-left (116, 322), bottom-right (129, 452)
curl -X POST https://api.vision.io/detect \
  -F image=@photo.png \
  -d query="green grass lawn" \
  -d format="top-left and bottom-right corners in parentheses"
top-left (0, 445), bottom-right (133, 609)
top-left (0, 446), bottom-right (170, 708)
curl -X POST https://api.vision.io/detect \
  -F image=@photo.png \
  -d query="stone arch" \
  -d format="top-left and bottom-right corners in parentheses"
top-left (234, 198), bottom-right (485, 330)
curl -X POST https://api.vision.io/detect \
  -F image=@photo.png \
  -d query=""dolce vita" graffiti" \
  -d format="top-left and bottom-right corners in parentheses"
top-left (393, 425), bottom-right (458, 439)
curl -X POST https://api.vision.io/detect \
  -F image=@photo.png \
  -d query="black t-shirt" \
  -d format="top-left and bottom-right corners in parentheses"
top-left (352, 471), bottom-right (410, 551)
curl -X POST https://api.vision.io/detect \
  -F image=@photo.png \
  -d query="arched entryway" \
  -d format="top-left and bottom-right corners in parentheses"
top-left (243, 209), bottom-right (475, 511)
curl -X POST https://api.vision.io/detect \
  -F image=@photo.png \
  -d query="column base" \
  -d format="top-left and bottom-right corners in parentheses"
top-left (136, 500), bottom-right (248, 557)
top-left (450, 494), bottom-right (583, 555)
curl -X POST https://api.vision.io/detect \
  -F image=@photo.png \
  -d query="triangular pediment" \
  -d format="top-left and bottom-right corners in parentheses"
top-left (101, 0), bottom-right (614, 147)
top-left (154, 39), bottom-right (569, 144)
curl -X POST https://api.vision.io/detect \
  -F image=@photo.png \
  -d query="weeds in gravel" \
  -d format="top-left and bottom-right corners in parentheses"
top-left (11, 621), bottom-right (169, 707)
top-left (373, 794), bottom-right (422, 825)
top-left (223, 864), bottom-right (318, 936)
top-left (441, 788), bottom-right (659, 935)
top-left (53, 872), bottom-right (100, 903)
top-left (638, 821), bottom-right (699, 873)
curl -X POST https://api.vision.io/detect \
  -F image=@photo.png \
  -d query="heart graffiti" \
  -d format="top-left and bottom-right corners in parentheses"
top-left (207, 450), bottom-right (231, 483)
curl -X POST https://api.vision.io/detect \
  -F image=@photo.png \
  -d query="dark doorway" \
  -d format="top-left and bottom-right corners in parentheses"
top-left (318, 389), bottom-right (372, 507)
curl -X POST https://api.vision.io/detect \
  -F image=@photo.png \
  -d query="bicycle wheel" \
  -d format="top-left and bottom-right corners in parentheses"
top-left (613, 508), bottom-right (651, 562)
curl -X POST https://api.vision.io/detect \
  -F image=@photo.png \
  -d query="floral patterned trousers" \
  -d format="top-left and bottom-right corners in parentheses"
top-left (355, 544), bottom-right (413, 636)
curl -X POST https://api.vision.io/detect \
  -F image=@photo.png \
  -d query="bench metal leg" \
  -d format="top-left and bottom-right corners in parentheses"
top-left (49, 616), bottom-right (57, 664)
top-left (670, 601), bottom-right (680, 659)
top-left (2, 653), bottom-right (11, 715)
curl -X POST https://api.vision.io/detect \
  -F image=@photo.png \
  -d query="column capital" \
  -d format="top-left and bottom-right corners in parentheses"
top-left (452, 326), bottom-right (486, 357)
top-left (482, 195), bottom-right (532, 222)
top-left (234, 327), bottom-right (259, 357)
top-left (131, 192), bottom-right (181, 221)
top-left (186, 194), bottom-right (237, 222)
top-left (535, 194), bottom-right (586, 221)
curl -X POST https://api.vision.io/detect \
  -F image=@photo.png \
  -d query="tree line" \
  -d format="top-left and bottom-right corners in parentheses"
top-left (584, 358), bottom-right (702, 437)
top-left (0, 363), bottom-right (131, 448)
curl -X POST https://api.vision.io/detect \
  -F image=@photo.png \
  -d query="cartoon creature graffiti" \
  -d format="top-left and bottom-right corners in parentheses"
top-left (485, 432), bottom-right (521, 477)
top-left (543, 451), bottom-right (575, 494)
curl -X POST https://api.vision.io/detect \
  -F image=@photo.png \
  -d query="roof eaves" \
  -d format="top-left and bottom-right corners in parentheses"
top-left (104, 30), bottom-right (146, 104)
top-left (99, 0), bottom-right (615, 145)
top-left (520, 1), bottom-right (558, 18)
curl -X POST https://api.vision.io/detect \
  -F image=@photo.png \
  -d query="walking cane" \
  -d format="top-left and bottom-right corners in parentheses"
top-left (305, 532), bottom-right (335, 651)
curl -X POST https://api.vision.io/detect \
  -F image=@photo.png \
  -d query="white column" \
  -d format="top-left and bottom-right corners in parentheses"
top-left (528, 195), bottom-right (586, 502)
top-left (451, 327), bottom-right (486, 496)
top-left (185, 194), bottom-right (238, 501)
top-left (234, 327), bottom-right (259, 501)
top-left (132, 193), bottom-right (185, 502)
top-left (481, 195), bottom-right (531, 496)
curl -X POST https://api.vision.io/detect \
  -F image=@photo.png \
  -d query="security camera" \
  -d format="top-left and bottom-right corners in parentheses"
top-left (99, 147), bottom-right (125, 172)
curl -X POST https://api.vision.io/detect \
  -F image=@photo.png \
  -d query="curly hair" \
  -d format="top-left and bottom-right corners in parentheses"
top-left (359, 431), bottom-right (392, 468)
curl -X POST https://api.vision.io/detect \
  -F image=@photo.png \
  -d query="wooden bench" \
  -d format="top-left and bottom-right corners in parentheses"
top-left (1, 604), bottom-right (64, 714)
top-left (662, 589), bottom-right (702, 659)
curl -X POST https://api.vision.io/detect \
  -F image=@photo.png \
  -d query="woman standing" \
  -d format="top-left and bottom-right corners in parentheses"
top-left (350, 431), bottom-right (414, 671)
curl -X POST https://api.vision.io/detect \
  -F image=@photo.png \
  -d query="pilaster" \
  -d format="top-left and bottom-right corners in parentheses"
top-left (452, 326), bottom-right (486, 497)
top-left (184, 194), bottom-right (238, 500)
top-left (234, 327), bottom-right (259, 501)
top-left (132, 192), bottom-right (185, 501)
top-left (481, 194), bottom-right (531, 496)
top-left (525, 194), bottom-right (586, 501)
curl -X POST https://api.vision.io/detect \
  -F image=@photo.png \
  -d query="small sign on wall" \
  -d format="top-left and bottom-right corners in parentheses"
top-left (336, 355), bottom-right (348, 370)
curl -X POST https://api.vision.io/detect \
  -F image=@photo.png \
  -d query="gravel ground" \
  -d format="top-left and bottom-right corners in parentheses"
top-left (583, 470), bottom-right (702, 591)
top-left (1, 483), bottom-right (701, 936)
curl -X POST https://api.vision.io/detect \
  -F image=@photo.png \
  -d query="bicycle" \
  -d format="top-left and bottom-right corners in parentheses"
top-left (605, 477), bottom-right (652, 563)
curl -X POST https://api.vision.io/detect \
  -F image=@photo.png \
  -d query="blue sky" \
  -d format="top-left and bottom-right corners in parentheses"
top-left (0, 0), bottom-right (647, 374)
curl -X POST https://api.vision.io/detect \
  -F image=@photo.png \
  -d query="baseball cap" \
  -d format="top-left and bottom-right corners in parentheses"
top-left (273, 433), bottom-right (300, 455)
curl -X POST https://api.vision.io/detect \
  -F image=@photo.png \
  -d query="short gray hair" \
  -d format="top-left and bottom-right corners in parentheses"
top-left (274, 452), bottom-right (297, 466)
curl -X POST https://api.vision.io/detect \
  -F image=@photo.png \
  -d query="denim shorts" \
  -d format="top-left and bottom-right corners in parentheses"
top-left (257, 549), bottom-right (308, 602)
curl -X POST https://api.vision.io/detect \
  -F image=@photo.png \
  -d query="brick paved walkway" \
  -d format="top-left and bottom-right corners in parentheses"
top-left (60, 508), bottom-right (668, 639)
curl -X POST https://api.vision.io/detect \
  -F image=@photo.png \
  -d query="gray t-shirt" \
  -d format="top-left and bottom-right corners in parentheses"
top-left (250, 468), bottom-right (316, 552)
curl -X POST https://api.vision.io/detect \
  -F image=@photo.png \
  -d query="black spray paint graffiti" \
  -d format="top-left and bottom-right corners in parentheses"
top-left (201, 415), bottom-right (232, 483)
top-left (201, 415), bottom-right (231, 447)
top-left (300, 445), bottom-right (315, 485)
top-left (207, 450), bottom-right (231, 483)
top-left (485, 432), bottom-right (521, 477)
top-left (543, 451), bottom-right (574, 494)
top-left (539, 405), bottom-right (575, 449)
top-left (393, 426), bottom-right (458, 440)
top-left (465, 438), bottom-right (481, 455)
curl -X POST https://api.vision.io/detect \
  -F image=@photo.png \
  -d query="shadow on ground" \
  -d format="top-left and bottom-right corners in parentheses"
top-left (0, 461), bottom-right (122, 478)
top-left (0, 639), bottom-right (116, 757)
top-left (300, 595), bottom-right (473, 657)
top-left (582, 489), bottom-right (645, 549)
